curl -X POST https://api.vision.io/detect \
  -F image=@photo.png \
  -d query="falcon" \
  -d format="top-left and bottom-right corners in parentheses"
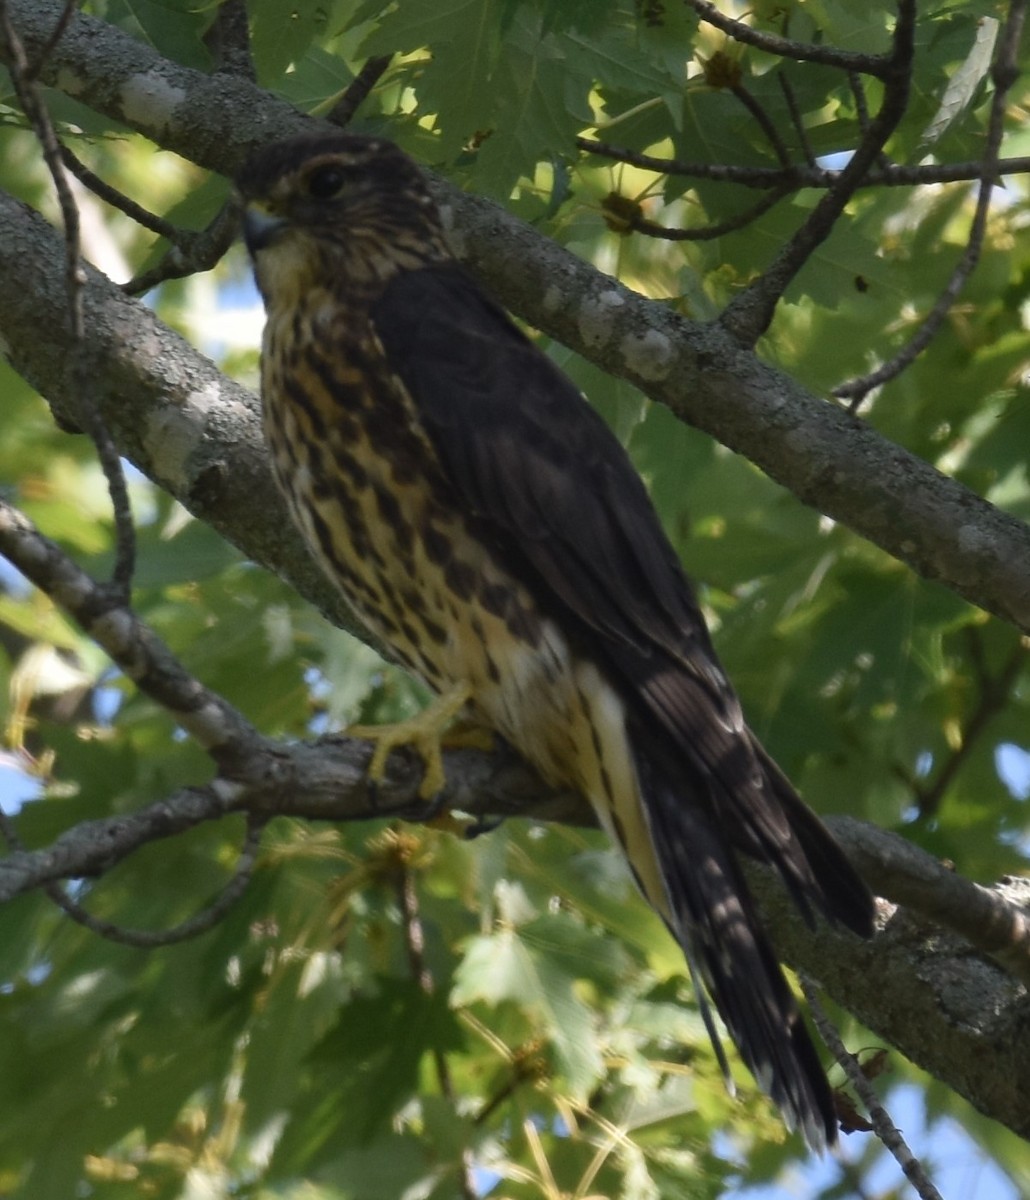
top-left (236, 132), bottom-right (875, 1147)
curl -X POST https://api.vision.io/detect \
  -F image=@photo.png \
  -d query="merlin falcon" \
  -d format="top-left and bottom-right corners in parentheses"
top-left (237, 133), bottom-right (875, 1147)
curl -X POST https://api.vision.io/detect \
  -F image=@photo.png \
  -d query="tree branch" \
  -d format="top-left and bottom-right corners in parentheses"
top-left (4, 504), bottom-right (1025, 989)
top-left (684, 0), bottom-right (897, 76)
top-left (1, 493), bottom-right (1027, 1137)
top-left (3, 493), bottom-right (1027, 990)
top-left (914, 636), bottom-right (1026, 818)
top-left (327, 53), bottom-right (392, 127)
top-left (2, 747), bottom-right (1027, 1137)
top-left (754, 854), bottom-right (1030, 1141)
top-left (203, 0), bottom-right (254, 80)
top-left (719, 0), bottom-right (916, 345)
top-left (0, 800), bottom-right (267, 947)
top-left (0, 0), bottom-right (136, 596)
top-left (834, 0), bottom-right (1027, 409)
top-left (391, 836), bottom-right (479, 1200)
top-left (4, 150), bottom-right (1030, 644)
top-left (122, 200), bottom-right (239, 296)
top-left (448, 186), bottom-right (1030, 637)
top-left (0, 499), bottom-right (262, 760)
top-left (576, 136), bottom-right (1030, 190)
top-left (832, 817), bottom-right (1030, 984)
top-left (802, 980), bottom-right (945, 1200)
top-left (603, 182), bottom-right (792, 241)
top-left (58, 142), bottom-right (183, 241)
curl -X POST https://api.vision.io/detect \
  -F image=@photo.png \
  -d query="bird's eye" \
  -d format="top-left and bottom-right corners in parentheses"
top-left (306, 164), bottom-right (349, 200)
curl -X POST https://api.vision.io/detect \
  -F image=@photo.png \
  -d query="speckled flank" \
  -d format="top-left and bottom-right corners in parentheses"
top-left (262, 287), bottom-right (650, 859)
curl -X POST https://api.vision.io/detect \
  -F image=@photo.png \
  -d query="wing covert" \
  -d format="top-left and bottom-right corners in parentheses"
top-left (372, 266), bottom-right (700, 652)
top-left (370, 267), bottom-right (779, 817)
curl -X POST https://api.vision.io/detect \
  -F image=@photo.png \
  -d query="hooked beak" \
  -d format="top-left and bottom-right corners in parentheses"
top-left (242, 205), bottom-right (288, 255)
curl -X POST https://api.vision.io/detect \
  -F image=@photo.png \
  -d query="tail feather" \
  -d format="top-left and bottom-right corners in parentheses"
top-left (755, 743), bottom-right (875, 938)
top-left (632, 745), bottom-right (870, 1149)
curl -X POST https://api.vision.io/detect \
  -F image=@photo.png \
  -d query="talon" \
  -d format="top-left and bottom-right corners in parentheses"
top-left (365, 775), bottom-right (382, 813)
top-left (464, 814), bottom-right (504, 839)
top-left (348, 681), bottom-right (475, 805)
top-left (400, 789), bottom-right (450, 824)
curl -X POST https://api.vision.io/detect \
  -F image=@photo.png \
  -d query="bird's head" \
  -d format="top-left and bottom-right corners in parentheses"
top-left (236, 134), bottom-right (451, 308)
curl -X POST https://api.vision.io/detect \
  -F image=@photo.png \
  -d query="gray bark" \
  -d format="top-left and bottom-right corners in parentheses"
top-left (5, 0), bottom-right (1030, 632)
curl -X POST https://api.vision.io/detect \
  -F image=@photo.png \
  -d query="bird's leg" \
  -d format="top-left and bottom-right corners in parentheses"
top-left (348, 680), bottom-right (485, 809)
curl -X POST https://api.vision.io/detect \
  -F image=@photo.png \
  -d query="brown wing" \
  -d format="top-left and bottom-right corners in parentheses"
top-left (371, 265), bottom-right (870, 922)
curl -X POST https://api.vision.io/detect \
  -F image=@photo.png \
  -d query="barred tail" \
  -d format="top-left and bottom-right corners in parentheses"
top-left (631, 751), bottom-right (850, 1150)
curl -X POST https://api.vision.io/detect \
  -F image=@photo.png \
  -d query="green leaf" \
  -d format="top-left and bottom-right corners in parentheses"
top-left (919, 16), bottom-right (998, 148)
top-left (453, 920), bottom-right (605, 1097)
top-left (272, 976), bottom-right (464, 1170)
top-left (103, 0), bottom-right (212, 67)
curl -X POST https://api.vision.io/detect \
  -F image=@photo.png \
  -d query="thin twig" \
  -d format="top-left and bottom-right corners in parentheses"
top-left (685, 0), bottom-right (896, 77)
top-left (0, 1), bottom-right (136, 598)
top-left (122, 199), bottom-right (239, 296)
top-left (328, 54), bottom-right (392, 127)
top-left (0, 800), bottom-right (266, 946)
top-left (610, 182), bottom-right (792, 241)
top-left (719, 0), bottom-right (917, 346)
top-left (576, 139), bottom-right (1030, 192)
top-left (578, 136), bottom-right (800, 186)
top-left (778, 73), bottom-right (816, 168)
top-left (61, 143), bottom-right (239, 297)
top-left (834, 0), bottom-right (1027, 410)
top-left (474, 1068), bottom-right (531, 1127)
top-left (59, 143), bottom-right (182, 241)
top-left (847, 70), bottom-right (893, 172)
top-left (914, 636), bottom-right (1026, 817)
top-left (46, 815), bottom-right (266, 946)
top-left (395, 846), bottom-right (478, 1200)
top-left (801, 978), bottom-right (945, 1200)
top-left (731, 81), bottom-right (792, 168)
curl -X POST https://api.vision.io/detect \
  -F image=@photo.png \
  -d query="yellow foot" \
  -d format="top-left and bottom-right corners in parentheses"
top-left (348, 681), bottom-right (478, 803)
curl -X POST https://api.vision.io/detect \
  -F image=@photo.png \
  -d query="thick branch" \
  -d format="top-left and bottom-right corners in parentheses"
top-left (0, 195), bottom-right (365, 641)
top-left (4, 185), bottom-right (1030, 651)
top-left (448, 190), bottom-right (1030, 635)
top-left (0, 488), bottom-right (1026, 1137)
top-left (751, 858), bottom-right (1030, 1142)
top-left (2, 754), bottom-right (1027, 1136)
top-left (3, 1), bottom-right (1030, 636)
top-left (4, 506), bottom-right (1026, 992)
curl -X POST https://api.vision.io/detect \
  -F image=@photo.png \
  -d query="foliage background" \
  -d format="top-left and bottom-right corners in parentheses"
top-left (0, 1), bottom-right (1028, 1197)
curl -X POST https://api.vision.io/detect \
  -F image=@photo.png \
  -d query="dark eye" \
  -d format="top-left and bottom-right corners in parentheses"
top-left (306, 164), bottom-right (348, 200)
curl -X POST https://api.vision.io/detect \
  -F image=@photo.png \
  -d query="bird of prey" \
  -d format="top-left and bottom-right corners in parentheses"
top-left (237, 132), bottom-right (875, 1148)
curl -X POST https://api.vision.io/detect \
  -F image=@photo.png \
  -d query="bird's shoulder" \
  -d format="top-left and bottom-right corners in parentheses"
top-left (372, 266), bottom-right (696, 631)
